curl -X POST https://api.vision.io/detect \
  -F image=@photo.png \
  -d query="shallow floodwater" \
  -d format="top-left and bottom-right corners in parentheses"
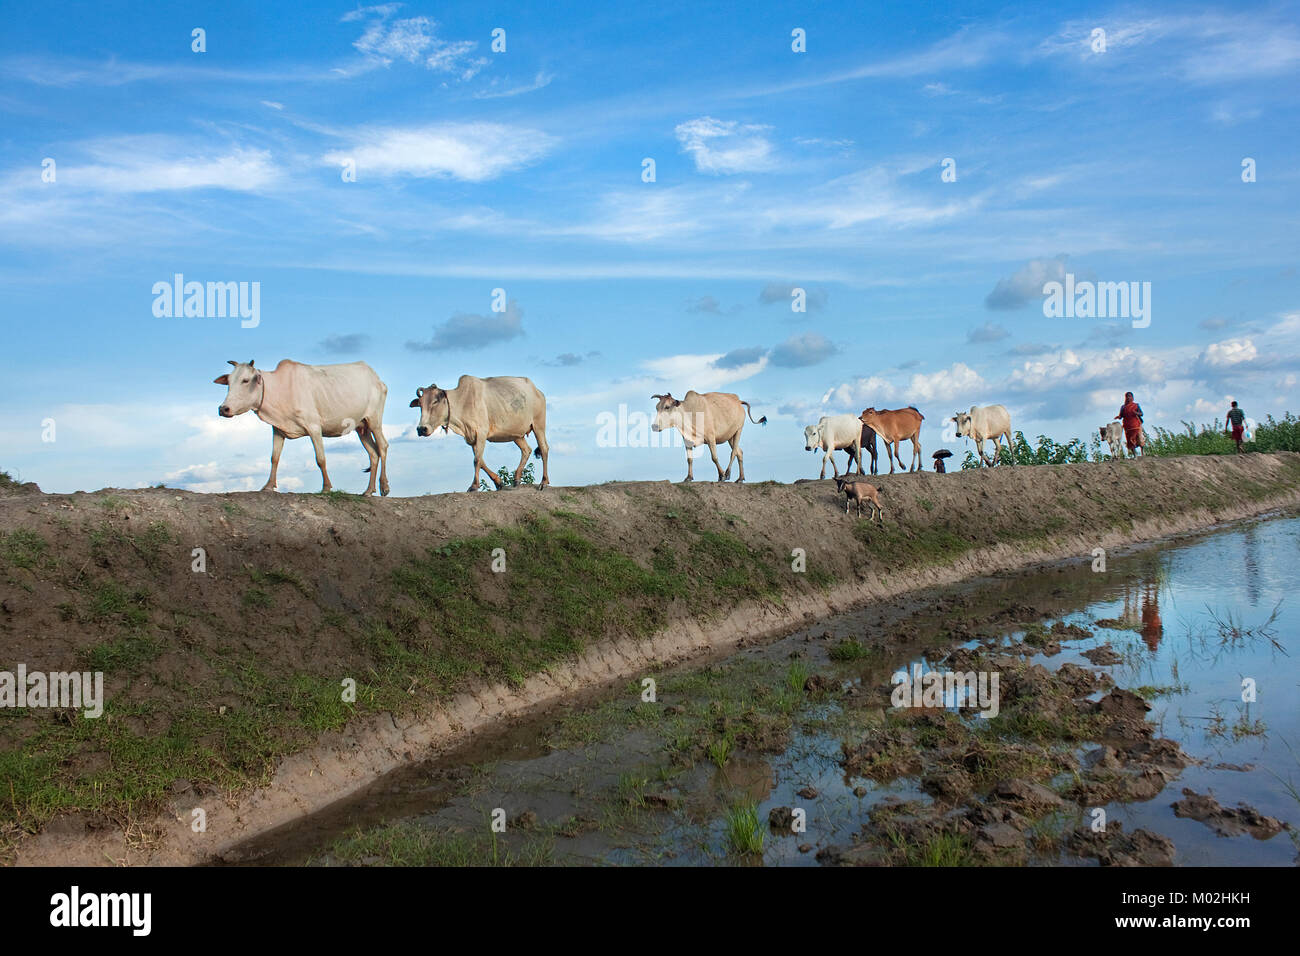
top-left (236, 512), bottom-right (1299, 866)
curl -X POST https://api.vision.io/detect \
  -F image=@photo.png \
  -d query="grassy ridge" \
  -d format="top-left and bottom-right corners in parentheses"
top-left (959, 411), bottom-right (1300, 468)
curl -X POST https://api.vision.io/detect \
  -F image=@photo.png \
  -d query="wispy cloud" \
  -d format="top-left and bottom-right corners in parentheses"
top-left (321, 123), bottom-right (555, 182)
top-left (675, 116), bottom-right (776, 174)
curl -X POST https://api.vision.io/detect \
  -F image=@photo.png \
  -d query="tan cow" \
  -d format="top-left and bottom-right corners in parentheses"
top-left (651, 391), bottom-right (766, 482)
top-left (860, 406), bottom-right (925, 473)
top-left (214, 358), bottom-right (390, 495)
top-left (411, 374), bottom-right (550, 492)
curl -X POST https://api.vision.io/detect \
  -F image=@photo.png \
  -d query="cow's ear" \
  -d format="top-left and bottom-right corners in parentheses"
top-left (409, 398), bottom-right (420, 408)
top-left (214, 374), bottom-right (229, 386)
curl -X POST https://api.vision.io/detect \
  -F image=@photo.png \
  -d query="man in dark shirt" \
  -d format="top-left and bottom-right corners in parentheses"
top-left (1226, 401), bottom-right (1246, 453)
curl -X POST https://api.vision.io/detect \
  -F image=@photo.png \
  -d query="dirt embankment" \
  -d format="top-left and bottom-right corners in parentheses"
top-left (2, 452), bottom-right (1298, 865)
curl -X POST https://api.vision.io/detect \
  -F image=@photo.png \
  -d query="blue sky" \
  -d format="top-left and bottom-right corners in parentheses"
top-left (3, 1), bottom-right (1298, 494)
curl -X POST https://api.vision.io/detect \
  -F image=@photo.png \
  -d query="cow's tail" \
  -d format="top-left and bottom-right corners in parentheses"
top-left (742, 401), bottom-right (768, 425)
top-left (908, 405), bottom-right (925, 421)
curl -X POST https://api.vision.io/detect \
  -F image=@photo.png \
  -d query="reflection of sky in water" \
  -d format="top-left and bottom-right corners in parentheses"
top-left (1069, 515), bottom-right (1298, 865)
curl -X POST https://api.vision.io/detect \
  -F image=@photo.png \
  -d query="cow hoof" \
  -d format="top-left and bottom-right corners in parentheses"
top-left (735, 477), bottom-right (745, 483)
top-left (466, 484), bottom-right (479, 493)
top-left (683, 476), bottom-right (693, 482)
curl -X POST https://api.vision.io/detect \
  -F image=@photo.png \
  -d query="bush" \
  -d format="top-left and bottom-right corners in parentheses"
top-left (1146, 413), bottom-right (1300, 457)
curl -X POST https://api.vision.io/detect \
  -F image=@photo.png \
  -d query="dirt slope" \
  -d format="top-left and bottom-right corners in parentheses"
top-left (2, 452), bottom-right (1298, 865)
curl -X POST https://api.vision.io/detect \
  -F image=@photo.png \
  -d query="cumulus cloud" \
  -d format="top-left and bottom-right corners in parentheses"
top-left (543, 351), bottom-right (600, 367)
top-left (758, 283), bottom-right (827, 310)
top-left (323, 123), bottom-right (554, 182)
top-left (1007, 347), bottom-right (1166, 394)
top-left (407, 299), bottom-right (524, 351)
top-left (686, 295), bottom-right (741, 315)
top-left (712, 346), bottom-right (768, 370)
top-left (642, 351), bottom-right (766, 387)
top-left (1198, 338), bottom-right (1258, 369)
top-left (675, 116), bottom-right (776, 174)
top-left (163, 460), bottom-right (303, 494)
top-left (320, 333), bottom-right (369, 354)
top-left (820, 362), bottom-right (985, 410)
top-left (1007, 342), bottom-right (1056, 356)
top-left (985, 255), bottom-right (1068, 310)
top-left (769, 332), bottom-right (838, 368)
top-left (967, 321), bottom-right (1010, 344)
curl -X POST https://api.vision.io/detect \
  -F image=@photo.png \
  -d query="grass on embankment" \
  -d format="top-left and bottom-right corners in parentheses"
top-left (1, 453), bottom-right (1299, 849)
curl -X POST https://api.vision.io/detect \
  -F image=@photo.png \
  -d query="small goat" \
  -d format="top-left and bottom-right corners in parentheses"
top-left (834, 476), bottom-right (885, 525)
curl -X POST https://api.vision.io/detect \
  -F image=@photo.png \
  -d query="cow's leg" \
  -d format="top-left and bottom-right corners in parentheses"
top-left (721, 442), bottom-right (737, 481)
top-left (829, 449), bottom-right (841, 478)
top-left (512, 437), bottom-right (532, 486)
top-left (911, 436), bottom-right (922, 472)
top-left (733, 442), bottom-right (745, 482)
top-left (853, 442), bottom-right (863, 475)
top-left (308, 426), bottom-right (332, 493)
top-left (684, 443), bottom-right (695, 482)
top-left (533, 426), bottom-right (550, 489)
top-left (708, 440), bottom-right (725, 481)
top-left (357, 424), bottom-right (379, 495)
top-left (471, 438), bottom-right (504, 492)
top-left (819, 450), bottom-right (829, 479)
top-left (372, 418), bottom-right (390, 495)
top-left (886, 440), bottom-right (896, 474)
top-left (262, 428), bottom-right (285, 491)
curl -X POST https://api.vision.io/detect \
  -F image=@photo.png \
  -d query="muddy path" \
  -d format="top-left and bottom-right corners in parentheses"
top-left (232, 511), bottom-right (1298, 866)
top-left (3, 453), bottom-right (1299, 865)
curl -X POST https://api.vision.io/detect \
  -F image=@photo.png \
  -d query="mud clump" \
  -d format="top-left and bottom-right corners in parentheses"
top-left (1081, 645), bottom-right (1124, 666)
top-left (1066, 823), bottom-right (1176, 866)
top-left (1170, 789), bottom-right (1291, 839)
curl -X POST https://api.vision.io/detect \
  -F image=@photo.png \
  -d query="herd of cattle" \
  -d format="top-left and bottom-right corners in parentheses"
top-left (212, 358), bottom-right (1143, 505)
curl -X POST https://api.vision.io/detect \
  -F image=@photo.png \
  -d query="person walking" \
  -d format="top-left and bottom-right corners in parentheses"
top-left (1225, 400), bottom-right (1247, 453)
top-left (1115, 391), bottom-right (1145, 456)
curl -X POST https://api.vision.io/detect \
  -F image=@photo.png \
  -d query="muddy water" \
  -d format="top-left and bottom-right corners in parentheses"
top-left (233, 512), bottom-right (1299, 866)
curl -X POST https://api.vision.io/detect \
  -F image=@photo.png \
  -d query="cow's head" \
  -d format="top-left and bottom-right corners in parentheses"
top-left (410, 384), bottom-right (450, 437)
top-left (859, 407), bottom-right (880, 429)
top-left (803, 423), bottom-right (822, 451)
top-left (650, 393), bottom-right (683, 433)
top-left (952, 411), bottom-right (973, 438)
top-left (1099, 426), bottom-right (1107, 440)
top-left (213, 360), bottom-right (260, 417)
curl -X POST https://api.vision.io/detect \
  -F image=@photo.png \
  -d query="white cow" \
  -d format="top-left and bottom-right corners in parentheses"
top-left (804, 414), bottom-right (865, 479)
top-left (411, 374), bottom-right (550, 492)
top-left (1099, 421), bottom-right (1137, 459)
top-left (952, 404), bottom-right (1013, 467)
top-left (214, 359), bottom-right (390, 495)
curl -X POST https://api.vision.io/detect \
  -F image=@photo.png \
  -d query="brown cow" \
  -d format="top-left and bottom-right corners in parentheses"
top-left (860, 406), bottom-right (924, 473)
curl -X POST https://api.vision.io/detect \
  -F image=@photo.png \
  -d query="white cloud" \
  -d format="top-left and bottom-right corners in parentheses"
top-left (322, 123), bottom-right (554, 182)
top-left (345, 6), bottom-right (487, 79)
top-left (642, 352), bottom-right (767, 389)
top-left (1199, 338), bottom-right (1257, 368)
top-left (58, 138), bottom-right (278, 193)
top-left (675, 117), bottom-right (776, 175)
top-left (985, 255), bottom-right (1068, 310)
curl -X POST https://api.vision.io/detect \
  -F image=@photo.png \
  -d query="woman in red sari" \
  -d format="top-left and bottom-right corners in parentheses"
top-left (1114, 391), bottom-right (1144, 454)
